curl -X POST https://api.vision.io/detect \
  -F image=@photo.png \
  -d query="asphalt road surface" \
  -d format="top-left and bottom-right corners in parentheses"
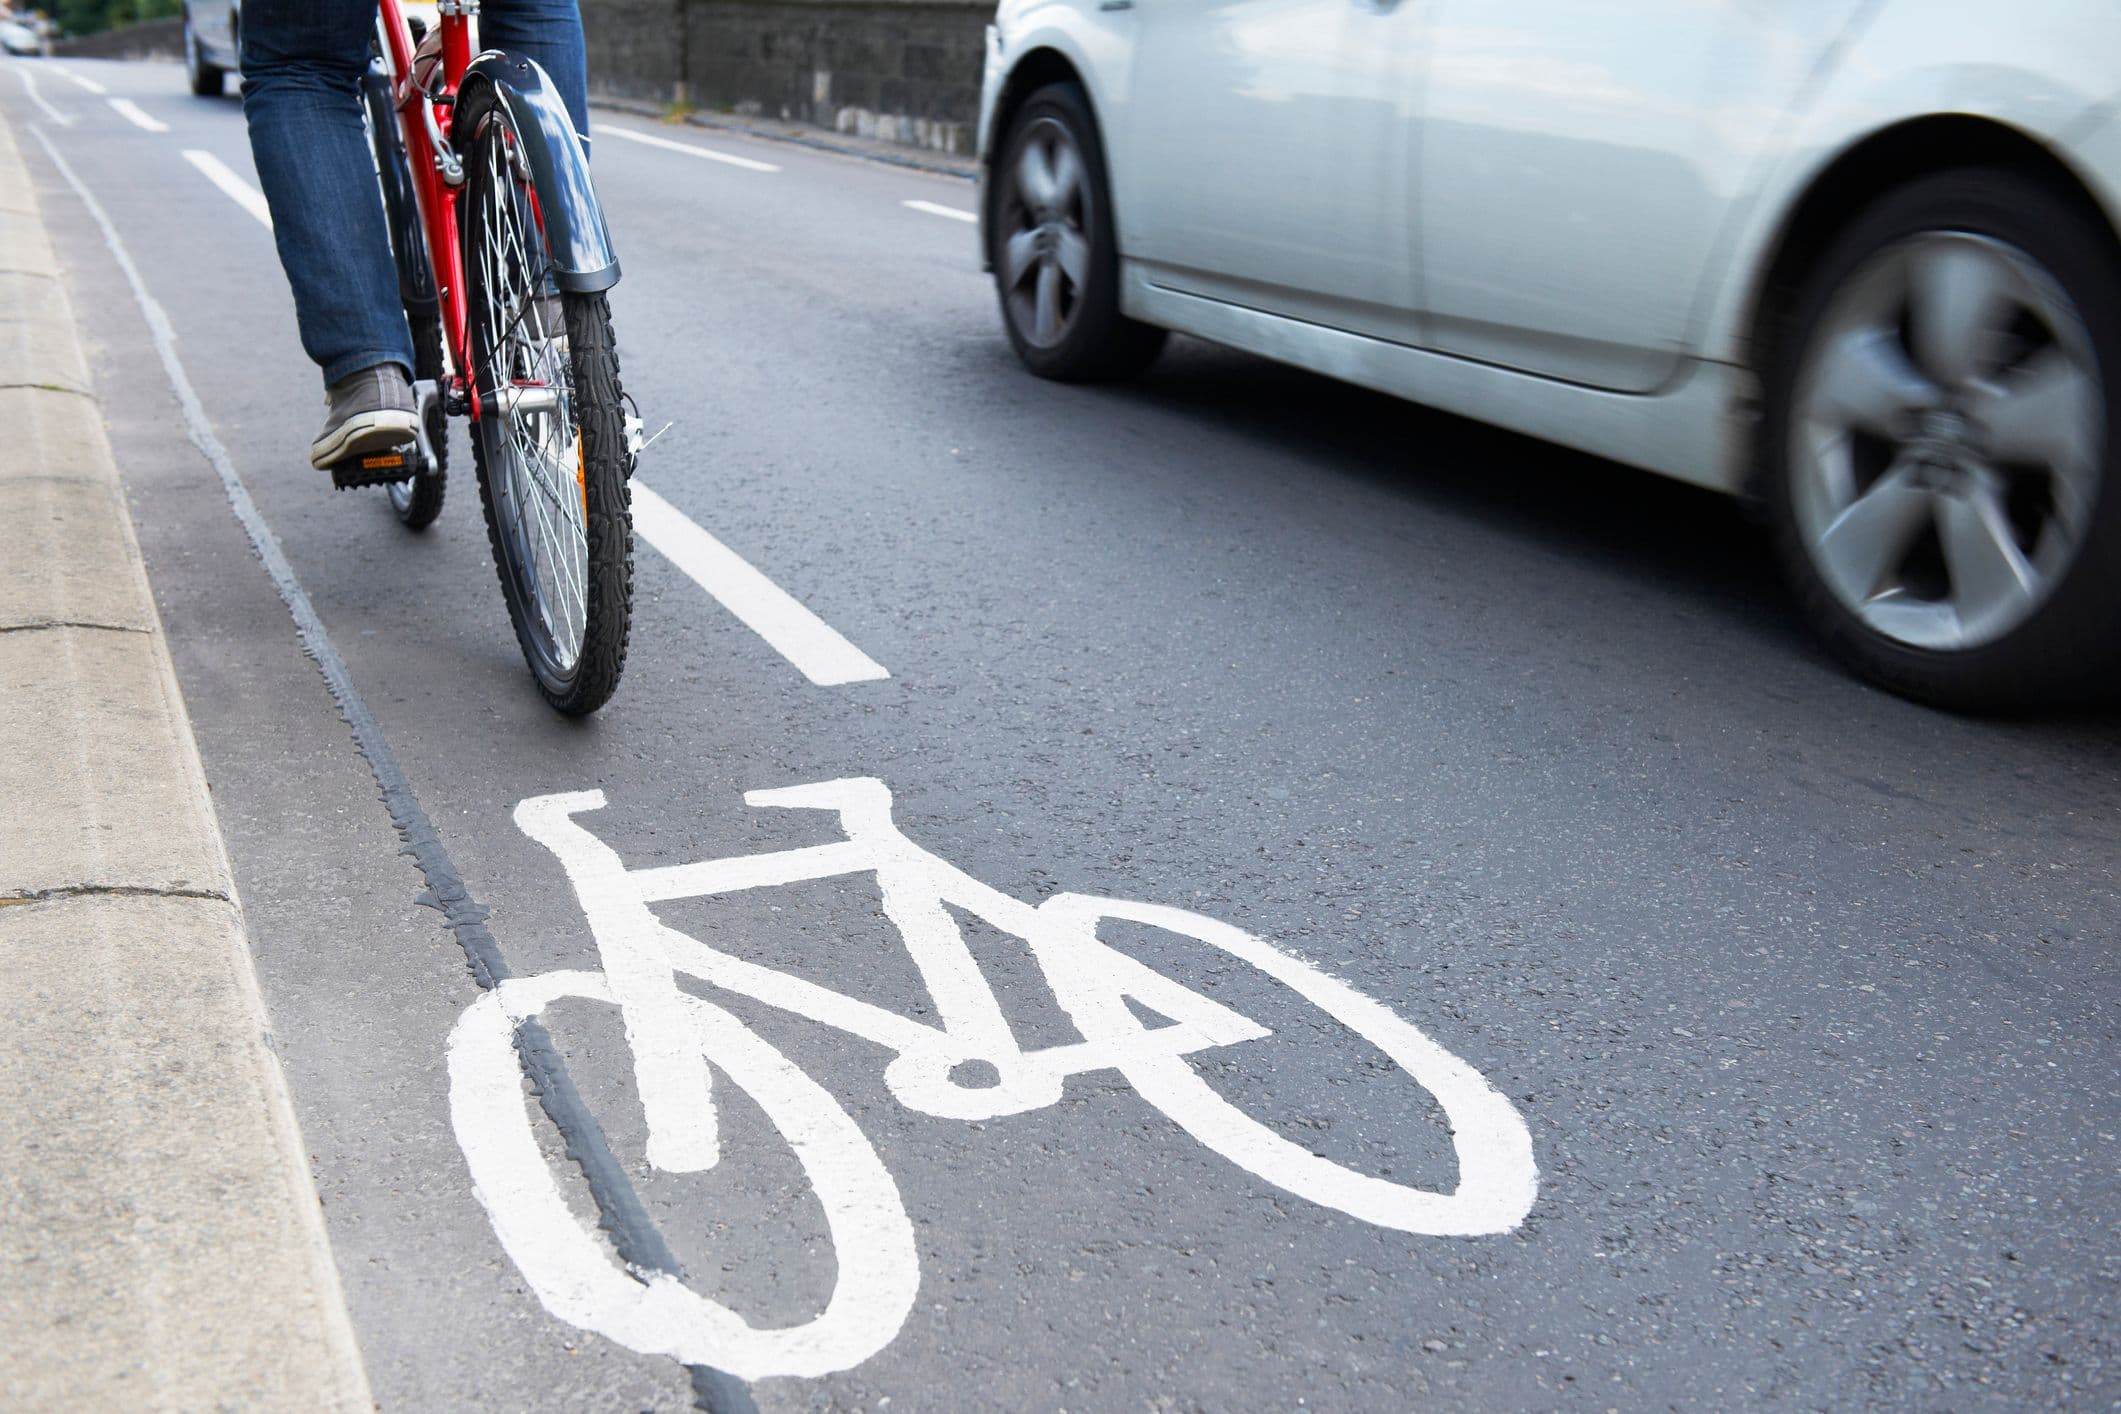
top-left (9, 55), bottom-right (2119, 1412)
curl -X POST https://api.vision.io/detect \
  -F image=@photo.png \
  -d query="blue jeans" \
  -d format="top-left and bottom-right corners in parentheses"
top-left (241, 0), bottom-right (588, 386)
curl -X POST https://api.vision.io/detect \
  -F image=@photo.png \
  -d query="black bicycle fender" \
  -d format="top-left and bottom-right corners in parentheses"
top-left (362, 68), bottom-right (440, 314)
top-left (458, 52), bottom-right (621, 293)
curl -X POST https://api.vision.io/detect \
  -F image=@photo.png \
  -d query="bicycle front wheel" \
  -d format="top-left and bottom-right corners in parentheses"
top-left (460, 92), bottom-right (632, 714)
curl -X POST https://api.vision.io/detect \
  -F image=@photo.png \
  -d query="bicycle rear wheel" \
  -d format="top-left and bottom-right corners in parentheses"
top-left (447, 969), bottom-right (920, 1380)
top-left (388, 313), bottom-right (449, 529)
top-left (361, 61), bottom-right (447, 529)
top-left (460, 91), bottom-right (633, 715)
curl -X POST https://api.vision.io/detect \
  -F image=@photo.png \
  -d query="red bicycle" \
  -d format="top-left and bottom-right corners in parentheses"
top-left (355, 0), bottom-right (634, 714)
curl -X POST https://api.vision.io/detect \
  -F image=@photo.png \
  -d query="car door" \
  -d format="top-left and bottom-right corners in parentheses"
top-left (1119, 0), bottom-right (1426, 345)
top-left (1416, 0), bottom-right (1868, 392)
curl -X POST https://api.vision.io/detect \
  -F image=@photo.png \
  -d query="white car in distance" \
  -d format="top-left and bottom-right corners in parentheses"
top-left (976, 2), bottom-right (2121, 709)
top-left (0, 14), bottom-right (44, 56)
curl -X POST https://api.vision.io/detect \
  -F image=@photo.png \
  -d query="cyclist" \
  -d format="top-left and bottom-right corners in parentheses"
top-left (238, 0), bottom-right (592, 470)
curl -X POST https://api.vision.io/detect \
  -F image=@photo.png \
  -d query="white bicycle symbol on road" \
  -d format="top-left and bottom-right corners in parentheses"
top-left (448, 778), bottom-right (1538, 1381)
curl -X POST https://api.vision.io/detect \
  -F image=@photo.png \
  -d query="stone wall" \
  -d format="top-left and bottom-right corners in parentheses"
top-left (54, 7), bottom-right (992, 157)
top-left (581, 0), bottom-right (691, 106)
top-left (53, 17), bottom-right (182, 60)
top-left (582, 0), bottom-right (990, 155)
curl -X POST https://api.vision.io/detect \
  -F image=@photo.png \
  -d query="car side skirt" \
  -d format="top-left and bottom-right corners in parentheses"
top-left (1121, 262), bottom-right (1751, 497)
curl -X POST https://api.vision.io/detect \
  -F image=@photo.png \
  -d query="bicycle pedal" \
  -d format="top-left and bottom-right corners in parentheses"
top-left (329, 446), bottom-right (417, 490)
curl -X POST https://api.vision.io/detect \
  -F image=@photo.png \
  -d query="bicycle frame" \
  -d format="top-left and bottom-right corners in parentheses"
top-left (375, 0), bottom-right (472, 406)
top-left (518, 779), bottom-right (1272, 1143)
top-left (371, 0), bottom-right (620, 423)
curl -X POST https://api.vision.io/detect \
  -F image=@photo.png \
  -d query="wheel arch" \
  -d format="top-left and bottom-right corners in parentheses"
top-left (1737, 113), bottom-right (2121, 494)
top-left (985, 46), bottom-right (1087, 167)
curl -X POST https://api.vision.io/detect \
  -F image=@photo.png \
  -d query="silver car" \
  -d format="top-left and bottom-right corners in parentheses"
top-left (977, 2), bottom-right (2121, 709)
top-left (181, 1), bottom-right (239, 97)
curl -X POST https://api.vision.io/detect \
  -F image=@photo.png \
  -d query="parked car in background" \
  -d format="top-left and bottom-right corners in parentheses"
top-left (977, 1), bottom-right (2121, 709)
top-left (0, 13), bottom-right (44, 56)
top-left (181, 1), bottom-right (238, 96)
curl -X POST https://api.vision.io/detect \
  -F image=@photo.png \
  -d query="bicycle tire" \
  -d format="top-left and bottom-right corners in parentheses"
top-left (360, 59), bottom-right (448, 530)
top-left (447, 968), bottom-right (920, 1380)
top-left (459, 90), bottom-right (633, 715)
top-left (388, 313), bottom-right (449, 529)
top-left (1032, 894), bottom-right (1538, 1237)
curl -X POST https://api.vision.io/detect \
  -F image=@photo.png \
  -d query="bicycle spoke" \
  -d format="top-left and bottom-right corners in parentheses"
top-left (471, 115), bottom-right (591, 673)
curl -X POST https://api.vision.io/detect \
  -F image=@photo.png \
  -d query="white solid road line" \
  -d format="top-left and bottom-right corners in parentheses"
top-left (594, 123), bottom-right (780, 173)
top-left (109, 98), bottom-right (169, 133)
top-left (183, 149), bottom-right (273, 230)
top-left (903, 200), bottom-right (975, 223)
top-left (631, 481), bottom-right (890, 686)
top-left (50, 65), bottom-right (109, 95)
top-left (17, 67), bottom-right (72, 126)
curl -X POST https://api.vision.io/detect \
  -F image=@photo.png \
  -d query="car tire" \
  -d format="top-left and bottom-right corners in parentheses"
top-left (988, 80), bottom-right (1165, 382)
top-left (184, 11), bottom-right (226, 98)
top-left (1764, 167), bottom-right (2121, 709)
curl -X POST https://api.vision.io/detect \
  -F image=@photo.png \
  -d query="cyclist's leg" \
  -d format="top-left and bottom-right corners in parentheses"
top-left (239, 0), bottom-right (414, 389)
top-left (479, 0), bottom-right (589, 139)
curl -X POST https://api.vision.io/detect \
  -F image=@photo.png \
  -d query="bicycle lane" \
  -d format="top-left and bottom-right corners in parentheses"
top-left (5, 58), bottom-right (964, 1413)
top-left (14, 54), bottom-right (2120, 1414)
top-left (8, 63), bottom-right (1569, 1407)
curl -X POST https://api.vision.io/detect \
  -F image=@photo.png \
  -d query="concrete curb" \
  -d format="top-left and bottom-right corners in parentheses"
top-left (0, 109), bottom-right (375, 1410)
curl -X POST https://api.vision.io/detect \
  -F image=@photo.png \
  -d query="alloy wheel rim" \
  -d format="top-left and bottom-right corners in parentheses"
top-left (1790, 231), bottom-right (2104, 652)
top-left (999, 116), bottom-right (1092, 349)
top-left (473, 116), bottom-right (589, 677)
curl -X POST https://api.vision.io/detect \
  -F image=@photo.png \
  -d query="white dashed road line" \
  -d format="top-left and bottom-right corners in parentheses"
top-left (109, 98), bottom-right (169, 133)
top-left (631, 481), bottom-right (890, 686)
top-left (50, 65), bottom-right (109, 95)
top-left (903, 199), bottom-right (975, 223)
top-left (183, 149), bottom-right (274, 229)
top-left (594, 123), bottom-right (780, 173)
top-left (17, 68), bottom-right (72, 126)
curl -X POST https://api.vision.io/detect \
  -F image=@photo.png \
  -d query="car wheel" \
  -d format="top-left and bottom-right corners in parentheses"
top-left (1764, 167), bottom-right (2121, 709)
top-left (989, 80), bottom-right (1165, 382)
top-left (184, 11), bottom-right (226, 98)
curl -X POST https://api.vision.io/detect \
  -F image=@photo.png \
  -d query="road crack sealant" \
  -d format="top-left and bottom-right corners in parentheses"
top-left (0, 619), bottom-right (153, 635)
top-left (1, 883), bottom-right (231, 904)
top-left (0, 379), bottom-right (96, 396)
top-left (30, 126), bottom-right (757, 1414)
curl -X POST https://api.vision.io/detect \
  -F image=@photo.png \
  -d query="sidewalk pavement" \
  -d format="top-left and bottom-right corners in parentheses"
top-left (0, 109), bottom-right (372, 1409)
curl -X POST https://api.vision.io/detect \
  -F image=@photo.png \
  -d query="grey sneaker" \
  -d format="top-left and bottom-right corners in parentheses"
top-left (310, 363), bottom-right (421, 469)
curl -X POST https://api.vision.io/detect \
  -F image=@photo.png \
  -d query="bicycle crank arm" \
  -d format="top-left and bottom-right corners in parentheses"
top-left (411, 377), bottom-right (440, 469)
